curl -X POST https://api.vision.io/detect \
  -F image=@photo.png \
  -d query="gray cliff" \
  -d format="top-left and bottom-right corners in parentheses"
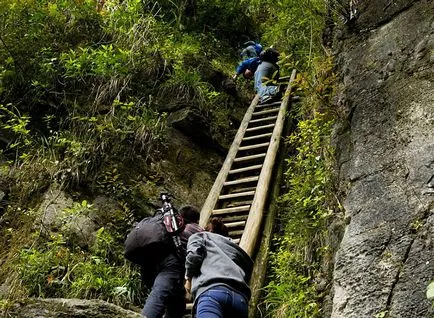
top-left (332, 1), bottom-right (434, 317)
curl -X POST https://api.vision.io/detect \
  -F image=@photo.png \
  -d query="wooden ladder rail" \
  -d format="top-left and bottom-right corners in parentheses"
top-left (199, 69), bottom-right (297, 256)
top-left (199, 94), bottom-right (260, 228)
top-left (239, 69), bottom-right (297, 256)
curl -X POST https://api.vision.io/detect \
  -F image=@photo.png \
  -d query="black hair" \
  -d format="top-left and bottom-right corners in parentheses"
top-left (259, 48), bottom-right (280, 64)
top-left (206, 217), bottom-right (229, 237)
top-left (179, 205), bottom-right (200, 224)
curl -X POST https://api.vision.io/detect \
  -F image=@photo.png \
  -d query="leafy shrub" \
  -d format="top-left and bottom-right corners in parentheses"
top-left (159, 64), bottom-right (211, 108)
top-left (264, 113), bottom-right (334, 318)
top-left (60, 45), bottom-right (130, 79)
top-left (0, 0), bottom-right (102, 103)
top-left (245, 0), bottom-right (327, 71)
top-left (17, 229), bottom-right (143, 306)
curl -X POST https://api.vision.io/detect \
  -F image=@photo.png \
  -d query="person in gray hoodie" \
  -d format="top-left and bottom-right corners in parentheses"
top-left (184, 217), bottom-right (253, 318)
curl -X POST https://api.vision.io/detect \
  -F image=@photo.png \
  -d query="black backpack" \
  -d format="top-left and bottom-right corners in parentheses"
top-left (124, 193), bottom-right (186, 268)
top-left (124, 214), bottom-right (172, 267)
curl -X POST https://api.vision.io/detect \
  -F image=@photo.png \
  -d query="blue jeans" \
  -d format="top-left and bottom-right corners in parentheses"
top-left (142, 254), bottom-right (185, 318)
top-left (196, 286), bottom-right (248, 318)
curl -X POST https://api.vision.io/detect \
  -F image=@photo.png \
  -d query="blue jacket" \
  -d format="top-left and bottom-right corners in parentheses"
top-left (235, 57), bottom-right (260, 76)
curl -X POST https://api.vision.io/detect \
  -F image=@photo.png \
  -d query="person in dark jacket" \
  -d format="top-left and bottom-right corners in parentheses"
top-left (142, 206), bottom-right (203, 318)
top-left (184, 218), bottom-right (253, 318)
top-left (254, 47), bottom-right (280, 103)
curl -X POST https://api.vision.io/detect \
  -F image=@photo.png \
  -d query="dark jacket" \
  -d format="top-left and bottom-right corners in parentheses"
top-left (185, 232), bottom-right (253, 303)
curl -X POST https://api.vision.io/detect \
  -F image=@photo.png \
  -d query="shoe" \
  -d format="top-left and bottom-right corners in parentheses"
top-left (260, 95), bottom-right (272, 104)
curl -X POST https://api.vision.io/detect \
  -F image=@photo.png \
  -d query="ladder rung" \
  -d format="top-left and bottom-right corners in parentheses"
top-left (229, 164), bottom-right (262, 174)
top-left (212, 205), bottom-right (251, 215)
top-left (221, 214), bottom-right (249, 222)
top-left (224, 176), bottom-right (259, 186)
top-left (279, 75), bottom-right (291, 81)
top-left (242, 134), bottom-right (272, 142)
top-left (229, 230), bottom-right (244, 236)
top-left (252, 108), bottom-right (279, 116)
top-left (233, 238), bottom-right (240, 244)
top-left (219, 191), bottom-right (255, 200)
top-left (226, 200), bottom-right (253, 207)
top-left (229, 187), bottom-right (257, 194)
top-left (186, 303), bottom-right (193, 310)
top-left (239, 142), bottom-right (269, 151)
top-left (255, 101), bottom-right (281, 108)
top-left (249, 115), bottom-right (278, 124)
top-left (234, 154), bottom-right (266, 163)
top-left (246, 123), bottom-right (275, 132)
top-left (225, 221), bottom-right (246, 228)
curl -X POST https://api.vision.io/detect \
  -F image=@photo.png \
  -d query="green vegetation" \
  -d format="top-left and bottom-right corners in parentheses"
top-left (264, 109), bottom-right (337, 317)
top-left (245, 1), bottom-right (343, 316)
top-left (0, 0), bottom-right (346, 315)
top-left (0, 0), bottom-right (254, 309)
top-left (18, 229), bottom-right (142, 306)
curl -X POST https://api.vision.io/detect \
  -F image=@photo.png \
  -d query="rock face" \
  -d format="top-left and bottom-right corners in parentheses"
top-left (0, 298), bottom-right (141, 317)
top-left (332, 1), bottom-right (434, 318)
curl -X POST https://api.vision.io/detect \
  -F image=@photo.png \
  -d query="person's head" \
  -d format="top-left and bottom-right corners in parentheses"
top-left (179, 205), bottom-right (200, 224)
top-left (259, 48), bottom-right (280, 64)
top-left (243, 69), bottom-right (254, 79)
top-left (205, 217), bottom-right (229, 237)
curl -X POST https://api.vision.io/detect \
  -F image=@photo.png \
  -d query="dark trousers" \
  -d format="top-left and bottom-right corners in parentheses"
top-left (142, 253), bottom-right (185, 318)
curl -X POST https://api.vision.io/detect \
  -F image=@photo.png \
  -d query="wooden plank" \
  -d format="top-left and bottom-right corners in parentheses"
top-left (199, 95), bottom-right (260, 227)
top-left (229, 164), bottom-right (262, 174)
top-left (278, 75), bottom-right (291, 81)
top-left (225, 221), bottom-right (246, 228)
top-left (240, 69), bottom-right (297, 256)
top-left (221, 214), bottom-right (249, 222)
top-left (242, 134), bottom-right (272, 142)
top-left (212, 205), bottom-right (251, 215)
top-left (229, 187), bottom-right (257, 194)
top-left (233, 153), bottom-right (266, 162)
top-left (239, 142), bottom-right (269, 151)
top-left (249, 115), bottom-right (278, 124)
top-left (224, 176), bottom-right (259, 186)
top-left (226, 200), bottom-right (253, 207)
top-left (246, 123), bottom-right (275, 132)
top-left (252, 108), bottom-right (279, 116)
top-left (254, 101), bottom-right (281, 108)
top-left (229, 230), bottom-right (244, 236)
top-left (219, 191), bottom-right (255, 200)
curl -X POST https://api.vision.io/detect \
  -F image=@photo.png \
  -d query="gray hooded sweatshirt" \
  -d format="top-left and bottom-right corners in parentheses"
top-left (185, 232), bottom-right (253, 302)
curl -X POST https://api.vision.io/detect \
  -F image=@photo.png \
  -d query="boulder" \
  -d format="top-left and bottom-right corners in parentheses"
top-left (38, 186), bottom-right (97, 248)
top-left (167, 108), bottom-right (225, 152)
top-left (0, 298), bottom-right (141, 318)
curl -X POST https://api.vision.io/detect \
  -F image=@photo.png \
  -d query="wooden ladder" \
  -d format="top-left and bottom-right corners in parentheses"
top-left (199, 69), bottom-right (297, 256)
